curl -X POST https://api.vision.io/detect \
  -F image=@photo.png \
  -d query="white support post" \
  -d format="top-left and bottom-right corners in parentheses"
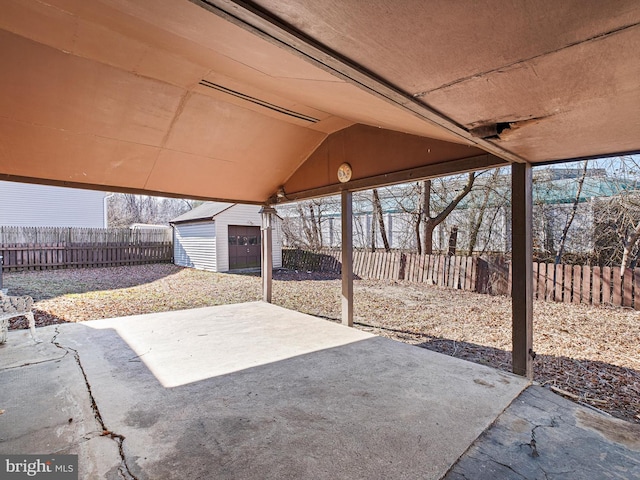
top-left (260, 206), bottom-right (275, 303)
top-left (341, 190), bottom-right (353, 326)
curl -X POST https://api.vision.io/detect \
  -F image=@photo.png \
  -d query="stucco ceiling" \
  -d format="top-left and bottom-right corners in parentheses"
top-left (0, 0), bottom-right (638, 203)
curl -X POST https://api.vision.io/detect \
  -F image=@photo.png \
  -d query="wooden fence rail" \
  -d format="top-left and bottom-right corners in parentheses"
top-left (530, 262), bottom-right (640, 309)
top-left (283, 248), bottom-right (640, 310)
top-left (0, 226), bottom-right (172, 244)
top-left (1, 242), bottom-right (173, 271)
top-left (282, 249), bottom-right (481, 291)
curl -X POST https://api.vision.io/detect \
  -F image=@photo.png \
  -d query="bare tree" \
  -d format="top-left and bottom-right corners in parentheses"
top-left (591, 157), bottom-right (640, 272)
top-left (420, 172), bottom-right (477, 254)
top-left (296, 203), bottom-right (322, 250)
top-left (379, 182), bottom-right (423, 251)
top-left (555, 161), bottom-right (588, 264)
top-left (620, 219), bottom-right (640, 273)
top-left (418, 179), bottom-right (430, 254)
top-left (467, 168), bottom-right (502, 254)
top-left (280, 197), bottom-right (338, 251)
top-left (370, 190), bottom-right (376, 252)
top-left (372, 189), bottom-right (390, 252)
top-left (528, 156), bottom-right (640, 270)
top-left (108, 194), bottom-right (196, 227)
top-left (378, 174), bottom-right (478, 254)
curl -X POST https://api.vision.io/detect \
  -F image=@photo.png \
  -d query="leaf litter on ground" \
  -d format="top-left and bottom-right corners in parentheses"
top-left (4, 264), bottom-right (639, 424)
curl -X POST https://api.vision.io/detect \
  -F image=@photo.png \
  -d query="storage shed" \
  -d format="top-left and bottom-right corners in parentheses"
top-left (171, 202), bottom-right (281, 272)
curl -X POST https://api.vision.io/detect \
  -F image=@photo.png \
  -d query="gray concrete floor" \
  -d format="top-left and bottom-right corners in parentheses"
top-left (445, 385), bottom-right (640, 479)
top-left (1, 302), bottom-right (638, 479)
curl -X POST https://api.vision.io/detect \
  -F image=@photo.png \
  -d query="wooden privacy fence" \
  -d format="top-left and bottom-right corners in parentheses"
top-left (283, 248), bottom-right (640, 309)
top-left (532, 263), bottom-right (640, 309)
top-left (479, 259), bottom-right (640, 309)
top-left (0, 226), bottom-right (172, 244)
top-left (1, 242), bottom-right (173, 271)
top-left (282, 249), bottom-right (481, 291)
top-left (0, 226), bottom-right (173, 271)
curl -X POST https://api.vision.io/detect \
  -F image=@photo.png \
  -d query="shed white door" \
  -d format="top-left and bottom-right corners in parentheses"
top-left (228, 225), bottom-right (260, 269)
top-left (174, 222), bottom-right (217, 271)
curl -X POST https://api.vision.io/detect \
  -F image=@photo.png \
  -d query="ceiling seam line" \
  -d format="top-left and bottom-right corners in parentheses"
top-left (419, 20), bottom-right (640, 96)
top-left (191, 0), bottom-right (526, 164)
top-left (143, 90), bottom-right (193, 190)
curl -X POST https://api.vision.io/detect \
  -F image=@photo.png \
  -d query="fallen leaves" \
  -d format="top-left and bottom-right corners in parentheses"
top-left (3, 265), bottom-right (639, 424)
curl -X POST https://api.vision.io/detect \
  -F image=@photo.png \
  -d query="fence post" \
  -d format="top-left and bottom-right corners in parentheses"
top-left (398, 253), bottom-right (406, 280)
top-left (475, 257), bottom-right (488, 293)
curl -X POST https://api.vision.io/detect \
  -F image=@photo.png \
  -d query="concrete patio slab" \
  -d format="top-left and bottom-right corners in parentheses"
top-left (445, 385), bottom-right (640, 479)
top-left (2, 301), bottom-right (528, 478)
top-left (3, 302), bottom-right (638, 479)
top-left (0, 329), bottom-right (124, 477)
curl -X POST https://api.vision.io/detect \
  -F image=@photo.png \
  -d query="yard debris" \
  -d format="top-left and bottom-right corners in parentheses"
top-left (4, 264), bottom-right (639, 424)
top-left (550, 386), bottom-right (581, 401)
top-left (550, 385), bottom-right (607, 405)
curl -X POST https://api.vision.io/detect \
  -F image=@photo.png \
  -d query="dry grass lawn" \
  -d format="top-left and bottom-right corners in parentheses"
top-left (5, 264), bottom-right (639, 424)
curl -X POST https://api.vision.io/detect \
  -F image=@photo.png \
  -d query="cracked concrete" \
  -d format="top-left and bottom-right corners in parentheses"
top-left (3, 303), bottom-right (638, 479)
top-left (0, 329), bottom-right (123, 478)
top-left (1, 302), bottom-right (529, 479)
top-left (444, 386), bottom-right (640, 480)
top-left (50, 328), bottom-right (139, 480)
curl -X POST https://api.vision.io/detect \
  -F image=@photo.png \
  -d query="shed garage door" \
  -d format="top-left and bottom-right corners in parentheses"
top-left (228, 225), bottom-right (261, 269)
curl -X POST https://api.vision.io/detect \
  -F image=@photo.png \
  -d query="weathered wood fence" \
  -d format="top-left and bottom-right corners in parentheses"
top-left (1, 242), bottom-right (173, 271)
top-left (283, 248), bottom-right (640, 309)
top-left (0, 227), bottom-right (173, 271)
top-left (531, 263), bottom-right (640, 309)
top-left (283, 249), bottom-right (481, 290)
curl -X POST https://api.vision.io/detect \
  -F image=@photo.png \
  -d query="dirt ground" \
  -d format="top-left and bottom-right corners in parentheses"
top-left (4, 264), bottom-right (639, 424)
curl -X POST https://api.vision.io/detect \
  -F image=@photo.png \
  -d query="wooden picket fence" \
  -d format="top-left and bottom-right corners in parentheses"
top-left (0, 226), bottom-right (173, 271)
top-left (0, 226), bottom-right (171, 244)
top-left (480, 260), bottom-right (640, 309)
top-left (532, 263), bottom-right (640, 309)
top-left (283, 248), bottom-right (640, 309)
top-left (282, 249), bottom-right (481, 291)
top-left (1, 242), bottom-right (173, 271)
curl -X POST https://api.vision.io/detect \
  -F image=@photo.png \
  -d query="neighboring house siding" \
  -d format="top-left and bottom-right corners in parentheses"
top-left (173, 222), bottom-right (217, 271)
top-left (272, 218), bottom-right (283, 269)
top-left (0, 181), bottom-right (105, 227)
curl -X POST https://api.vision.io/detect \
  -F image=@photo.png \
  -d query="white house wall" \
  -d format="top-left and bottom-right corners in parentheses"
top-left (533, 201), bottom-right (594, 255)
top-left (215, 204), bottom-right (282, 272)
top-left (0, 181), bottom-right (105, 227)
top-left (173, 221), bottom-right (217, 271)
top-left (272, 218), bottom-right (283, 269)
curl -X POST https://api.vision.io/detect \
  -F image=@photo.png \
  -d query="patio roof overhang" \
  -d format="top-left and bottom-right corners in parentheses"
top-left (1, 0), bottom-right (638, 204)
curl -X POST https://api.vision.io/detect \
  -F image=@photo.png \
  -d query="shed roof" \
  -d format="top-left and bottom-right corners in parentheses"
top-left (1, 1), bottom-right (638, 203)
top-left (170, 202), bottom-right (233, 223)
